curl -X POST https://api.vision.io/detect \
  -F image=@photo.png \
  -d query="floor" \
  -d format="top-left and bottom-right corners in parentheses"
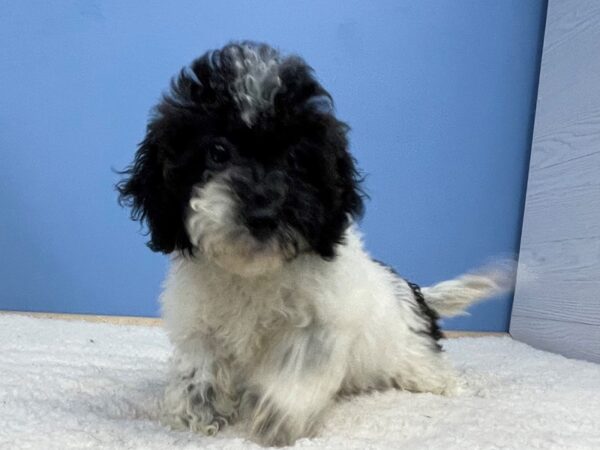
top-left (1, 314), bottom-right (599, 449)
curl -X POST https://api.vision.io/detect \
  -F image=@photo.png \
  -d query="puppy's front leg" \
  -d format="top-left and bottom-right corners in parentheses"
top-left (161, 342), bottom-right (237, 436)
top-left (246, 327), bottom-right (349, 447)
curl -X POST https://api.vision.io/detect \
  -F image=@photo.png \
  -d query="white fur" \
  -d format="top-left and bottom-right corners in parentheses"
top-left (185, 173), bottom-right (301, 277)
top-left (421, 259), bottom-right (516, 317)
top-left (160, 221), bottom-right (511, 445)
top-left (156, 171), bottom-right (517, 446)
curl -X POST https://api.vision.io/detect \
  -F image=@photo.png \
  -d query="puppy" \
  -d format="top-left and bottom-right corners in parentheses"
top-left (118, 42), bottom-right (513, 446)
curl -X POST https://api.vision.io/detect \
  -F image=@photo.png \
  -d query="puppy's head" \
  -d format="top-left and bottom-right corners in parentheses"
top-left (118, 42), bottom-right (363, 276)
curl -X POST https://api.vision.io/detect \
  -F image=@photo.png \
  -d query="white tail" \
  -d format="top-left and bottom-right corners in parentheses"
top-left (420, 260), bottom-right (517, 317)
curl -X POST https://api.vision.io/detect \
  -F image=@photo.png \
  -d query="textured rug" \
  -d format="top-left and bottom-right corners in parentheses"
top-left (1, 315), bottom-right (599, 449)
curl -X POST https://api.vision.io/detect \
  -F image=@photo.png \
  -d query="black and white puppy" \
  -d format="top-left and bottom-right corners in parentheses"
top-left (118, 42), bottom-right (512, 446)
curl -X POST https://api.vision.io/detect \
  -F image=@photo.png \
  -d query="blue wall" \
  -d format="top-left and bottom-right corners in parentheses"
top-left (0, 1), bottom-right (547, 330)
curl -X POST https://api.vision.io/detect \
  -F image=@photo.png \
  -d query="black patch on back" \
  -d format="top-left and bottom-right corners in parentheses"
top-left (406, 281), bottom-right (444, 349)
top-left (372, 258), bottom-right (444, 350)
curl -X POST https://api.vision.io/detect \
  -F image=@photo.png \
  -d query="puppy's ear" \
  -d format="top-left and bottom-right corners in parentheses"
top-left (331, 120), bottom-right (364, 221)
top-left (277, 57), bottom-right (365, 258)
top-left (317, 118), bottom-right (365, 258)
top-left (116, 129), bottom-right (190, 254)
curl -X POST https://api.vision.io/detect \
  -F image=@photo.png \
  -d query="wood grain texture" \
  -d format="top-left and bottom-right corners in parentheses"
top-left (511, 0), bottom-right (600, 362)
top-left (511, 316), bottom-right (600, 363)
top-left (521, 152), bottom-right (600, 245)
top-left (512, 279), bottom-right (600, 326)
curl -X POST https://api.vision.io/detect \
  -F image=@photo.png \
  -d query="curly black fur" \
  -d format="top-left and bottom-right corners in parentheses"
top-left (117, 42), bottom-right (363, 258)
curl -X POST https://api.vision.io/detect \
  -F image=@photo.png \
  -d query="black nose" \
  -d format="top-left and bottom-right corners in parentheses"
top-left (246, 210), bottom-right (278, 241)
top-left (234, 169), bottom-right (287, 241)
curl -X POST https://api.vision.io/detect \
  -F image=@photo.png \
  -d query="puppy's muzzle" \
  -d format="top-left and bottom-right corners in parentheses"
top-left (234, 169), bottom-right (288, 242)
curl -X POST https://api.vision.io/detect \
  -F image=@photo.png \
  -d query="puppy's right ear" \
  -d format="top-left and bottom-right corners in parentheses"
top-left (117, 130), bottom-right (190, 254)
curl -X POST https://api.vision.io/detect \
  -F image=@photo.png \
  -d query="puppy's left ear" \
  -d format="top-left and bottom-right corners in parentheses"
top-left (317, 117), bottom-right (364, 257)
top-left (277, 58), bottom-right (365, 257)
top-left (116, 128), bottom-right (190, 254)
top-left (331, 120), bottom-right (364, 221)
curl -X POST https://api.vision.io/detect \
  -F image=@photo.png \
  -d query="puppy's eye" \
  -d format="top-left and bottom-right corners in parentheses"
top-left (209, 144), bottom-right (230, 165)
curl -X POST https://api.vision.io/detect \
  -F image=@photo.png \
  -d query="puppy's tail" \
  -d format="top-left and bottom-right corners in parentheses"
top-left (420, 260), bottom-right (516, 317)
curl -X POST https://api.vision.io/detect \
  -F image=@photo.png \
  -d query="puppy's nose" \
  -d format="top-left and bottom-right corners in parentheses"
top-left (235, 169), bottom-right (287, 240)
top-left (251, 171), bottom-right (287, 206)
top-left (245, 209), bottom-right (278, 241)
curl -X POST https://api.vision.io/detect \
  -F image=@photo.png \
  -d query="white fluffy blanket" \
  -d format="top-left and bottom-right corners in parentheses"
top-left (1, 315), bottom-right (598, 449)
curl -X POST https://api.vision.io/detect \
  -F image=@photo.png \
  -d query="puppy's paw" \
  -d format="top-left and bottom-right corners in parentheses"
top-left (245, 395), bottom-right (316, 447)
top-left (419, 375), bottom-right (461, 397)
top-left (251, 402), bottom-right (297, 447)
top-left (438, 377), bottom-right (461, 396)
top-left (161, 379), bottom-right (233, 436)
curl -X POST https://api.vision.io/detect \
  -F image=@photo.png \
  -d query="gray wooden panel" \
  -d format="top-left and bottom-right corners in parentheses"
top-left (522, 152), bottom-right (600, 245)
top-left (510, 0), bottom-right (600, 363)
top-left (513, 278), bottom-right (600, 326)
top-left (511, 316), bottom-right (600, 363)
